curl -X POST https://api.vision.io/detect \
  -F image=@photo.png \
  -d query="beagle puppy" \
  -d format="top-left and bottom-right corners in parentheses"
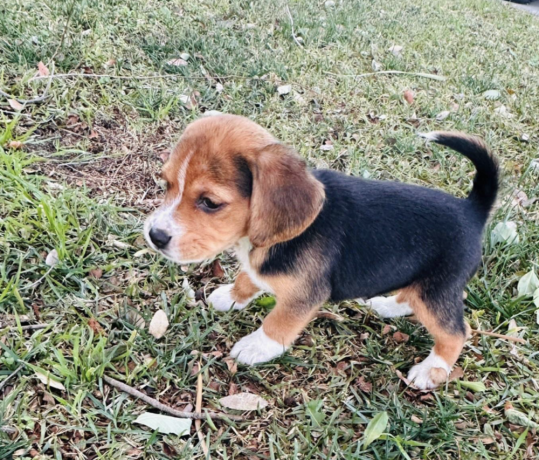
top-left (144, 114), bottom-right (498, 390)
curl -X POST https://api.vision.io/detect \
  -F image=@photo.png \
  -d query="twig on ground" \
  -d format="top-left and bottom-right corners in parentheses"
top-left (326, 70), bottom-right (447, 81)
top-left (103, 375), bottom-right (244, 421)
top-left (195, 364), bottom-right (209, 455)
top-left (285, 5), bottom-right (304, 47)
top-left (0, 364), bottom-right (24, 392)
top-left (20, 266), bottom-right (54, 292)
top-left (471, 328), bottom-right (526, 344)
top-left (19, 324), bottom-right (49, 331)
top-left (0, 65), bottom-right (54, 104)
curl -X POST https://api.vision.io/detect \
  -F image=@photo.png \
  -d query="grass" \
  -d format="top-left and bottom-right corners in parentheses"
top-left (1, 0), bottom-right (539, 458)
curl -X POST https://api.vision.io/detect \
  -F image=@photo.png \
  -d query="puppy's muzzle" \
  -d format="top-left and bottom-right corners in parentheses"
top-left (149, 227), bottom-right (172, 249)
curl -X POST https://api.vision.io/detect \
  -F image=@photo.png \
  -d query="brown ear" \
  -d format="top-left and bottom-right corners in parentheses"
top-left (248, 144), bottom-right (325, 247)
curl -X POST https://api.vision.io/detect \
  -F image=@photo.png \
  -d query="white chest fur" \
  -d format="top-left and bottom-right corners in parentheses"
top-left (234, 237), bottom-right (274, 293)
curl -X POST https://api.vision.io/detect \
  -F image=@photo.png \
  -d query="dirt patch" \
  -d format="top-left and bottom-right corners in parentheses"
top-left (33, 112), bottom-right (183, 211)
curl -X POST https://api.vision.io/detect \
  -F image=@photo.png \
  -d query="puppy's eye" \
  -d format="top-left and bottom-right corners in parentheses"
top-left (198, 196), bottom-right (223, 213)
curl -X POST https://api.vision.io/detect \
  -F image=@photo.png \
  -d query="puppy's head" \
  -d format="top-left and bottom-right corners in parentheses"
top-left (144, 114), bottom-right (325, 263)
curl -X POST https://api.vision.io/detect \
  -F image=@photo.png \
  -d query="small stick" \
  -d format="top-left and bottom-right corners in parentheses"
top-left (471, 329), bottom-right (526, 344)
top-left (195, 365), bottom-right (209, 455)
top-left (325, 70), bottom-right (447, 81)
top-left (285, 5), bottom-right (304, 48)
top-left (19, 324), bottom-right (48, 331)
top-left (103, 375), bottom-right (244, 422)
top-left (0, 364), bottom-right (24, 392)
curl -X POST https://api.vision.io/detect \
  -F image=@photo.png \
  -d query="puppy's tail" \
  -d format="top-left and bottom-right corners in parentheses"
top-left (419, 131), bottom-right (499, 218)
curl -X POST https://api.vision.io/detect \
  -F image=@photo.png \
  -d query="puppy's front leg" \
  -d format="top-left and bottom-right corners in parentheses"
top-left (207, 272), bottom-right (262, 312)
top-left (230, 299), bottom-right (320, 365)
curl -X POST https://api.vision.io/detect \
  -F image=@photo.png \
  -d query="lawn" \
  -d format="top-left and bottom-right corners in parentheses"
top-left (1, 0), bottom-right (539, 458)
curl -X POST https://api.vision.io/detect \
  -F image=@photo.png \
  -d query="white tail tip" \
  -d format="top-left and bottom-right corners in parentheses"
top-left (417, 131), bottom-right (440, 141)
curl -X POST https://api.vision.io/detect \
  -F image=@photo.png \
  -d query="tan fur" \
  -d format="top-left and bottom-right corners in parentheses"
top-left (231, 272), bottom-right (260, 303)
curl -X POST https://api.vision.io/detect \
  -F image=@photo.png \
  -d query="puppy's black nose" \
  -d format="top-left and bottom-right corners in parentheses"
top-left (149, 228), bottom-right (171, 249)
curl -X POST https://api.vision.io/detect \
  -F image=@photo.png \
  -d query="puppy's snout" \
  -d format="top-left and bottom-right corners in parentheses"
top-left (149, 227), bottom-right (172, 249)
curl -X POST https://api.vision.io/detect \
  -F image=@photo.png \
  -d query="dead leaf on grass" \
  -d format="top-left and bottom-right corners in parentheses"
top-left (167, 58), bottom-right (188, 66)
top-left (88, 318), bottom-right (105, 335)
top-left (403, 90), bottom-right (414, 104)
top-left (211, 259), bottom-right (225, 278)
top-left (436, 110), bottom-right (450, 121)
top-left (45, 249), bottom-right (59, 267)
top-left (7, 140), bottom-right (23, 149)
top-left (35, 372), bottom-right (65, 391)
top-left (449, 366), bottom-right (464, 382)
top-left (8, 99), bottom-right (24, 111)
top-left (223, 357), bottom-right (238, 375)
top-left (89, 268), bottom-right (103, 279)
top-left (149, 310), bottom-right (169, 339)
top-left (356, 376), bottom-right (372, 393)
top-left (219, 393), bottom-right (268, 411)
top-left (393, 331), bottom-right (409, 343)
top-left (37, 61), bottom-right (49, 77)
top-left (389, 45), bottom-right (403, 56)
top-left (411, 415), bottom-right (423, 424)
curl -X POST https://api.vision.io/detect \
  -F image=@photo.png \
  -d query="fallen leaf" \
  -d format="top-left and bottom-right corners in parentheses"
top-left (316, 311), bottom-right (344, 322)
top-left (449, 367), bottom-right (464, 382)
top-left (35, 372), bottom-right (65, 391)
top-left (211, 260), bottom-right (225, 278)
top-left (512, 190), bottom-right (528, 207)
top-left (88, 318), bottom-right (104, 335)
top-left (504, 402), bottom-right (539, 429)
top-left (382, 324), bottom-right (392, 335)
top-left (356, 376), bottom-right (372, 392)
top-left (219, 393), bottom-right (268, 411)
top-left (37, 61), bottom-right (49, 77)
top-left (180, 52), bottom-right (191, 61)
top-left (483, 90), bottom-right (500, 100)
top-left (388, 45), bottom-right (403, 56)
top-left (320, 144), bottom-right (334, 151)
top-left (89, 130), bottom-right (99, 139)
top-left (8, 99), bottom-right (24, 111)
top-left (490, 221), bottom-right (519, 246)
top-left (45, 249), bottom-right (59, 267)
top-left (324, 0), bottom-right (336, 7)
top-left (167, 58), bottom-right (188, 66)
top-left (460, 381), bottom-right (486, 392)
top-left (521, 133), bottom-right (529, 142)
top-left (104, 59), bottom-right (116, 67)
top-left (277, 84), bottom-right (291, 95)
top-left (518, 270), bottom-right (539, 298)
top-left (403, 90), bottom-right (414, 104)
top-left (393, 331), bottom-right (409, 343)
top-left (362, 412), bottom-right (388, 448)
top-left (134, 412), bottom-right (192, 435)
top-left (89, 268), bottom-right (103, 279)
top-left (436, 110), bottom-right (450, 121)
top-left (223, 357), bottom-right (238, 375)
top-left (7, 140), bottom-right (23, 149)
top-left (148, 310), bottom-right (169, 339)
top-left (411, 415), bottom-right (423, 424)
top-left (215, 83), bottom-right (224, 93)
top-left (228, 382), bottom-right (238, 396)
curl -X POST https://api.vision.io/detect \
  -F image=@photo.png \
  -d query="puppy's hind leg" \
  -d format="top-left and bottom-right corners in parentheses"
top-left (403, 286), bottom-right (469, 390)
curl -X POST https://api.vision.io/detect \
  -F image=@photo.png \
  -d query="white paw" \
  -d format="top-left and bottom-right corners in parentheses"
top-left (230, 327), bottom-right (287, 365)
top-left (407, 350), bottom-right (451, 390)
top-left (367, 295), bottom-right (413, 318)
top-left (208, 284), bottom-right (257, 311)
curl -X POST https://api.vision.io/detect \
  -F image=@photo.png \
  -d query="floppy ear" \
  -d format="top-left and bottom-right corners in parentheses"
top-left (248, 144), bottom-right (325, 247)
